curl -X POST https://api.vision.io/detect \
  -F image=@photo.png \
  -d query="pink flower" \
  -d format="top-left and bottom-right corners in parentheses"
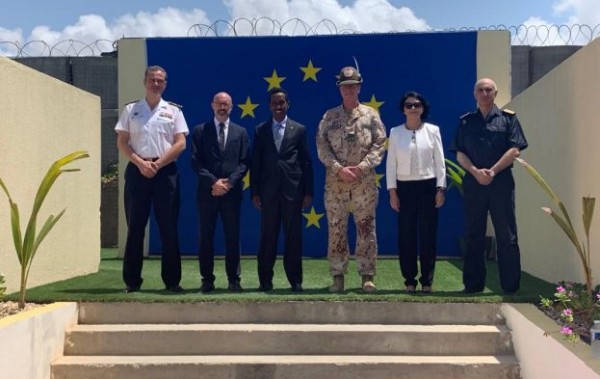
top-left (562, 309), bottom-right (573, 317)
top-left (596, 293), bottom-right (600, 301)
top-left (556, 286), bottom-right (566, 294)
top-left (561, 326), bottom-right (573, 335)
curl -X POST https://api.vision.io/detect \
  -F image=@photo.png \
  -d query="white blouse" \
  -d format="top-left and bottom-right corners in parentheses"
top-left (386, 122), bottom-right (446, 189)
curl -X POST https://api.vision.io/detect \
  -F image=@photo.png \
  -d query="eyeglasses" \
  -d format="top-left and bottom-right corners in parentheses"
top-left (477, 87), bottom-right (495, 93)
top-left (404, 102), bottom-right (422, 109)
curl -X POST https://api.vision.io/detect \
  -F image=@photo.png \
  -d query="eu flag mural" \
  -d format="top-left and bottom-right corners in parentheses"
top-left (145, 32), bottom-right (478, 257)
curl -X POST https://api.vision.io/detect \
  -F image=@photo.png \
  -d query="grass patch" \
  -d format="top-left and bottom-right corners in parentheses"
top-left (6, 249), bottom-right (555, 303)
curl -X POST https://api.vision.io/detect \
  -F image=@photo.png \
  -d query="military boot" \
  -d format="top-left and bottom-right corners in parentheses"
top-left (329, 275), bottom-right (344, 293)
top-left (362, 275), bottom-right (376, 293)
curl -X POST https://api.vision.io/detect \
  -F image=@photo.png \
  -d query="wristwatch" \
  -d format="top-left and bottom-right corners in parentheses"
top-left (436, 187), bottom-right (446, 193)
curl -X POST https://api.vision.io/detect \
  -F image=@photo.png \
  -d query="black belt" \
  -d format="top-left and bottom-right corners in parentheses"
top-left (142, 157), bottom-right (159, 162)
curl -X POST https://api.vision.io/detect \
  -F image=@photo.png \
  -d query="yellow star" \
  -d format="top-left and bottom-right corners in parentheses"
top-left (299, 59), bottom-right (322, 82)
top-left (263, 69), bottom-right (286, 90)
top-left (243, 171), bottom-right (250, 190)
top-left (362, 94), bottom-right (385, 113)
top-left (375, 173), bottom-right (385, 188)
top-left (303, 206), bottom-right (325, 229)
top-left (237, 96), bottom-right (259, 118)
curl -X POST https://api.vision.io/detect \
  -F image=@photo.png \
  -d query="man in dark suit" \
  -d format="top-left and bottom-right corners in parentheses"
top-left (251, 87), bottom-right (314, 292)
top-left (191, 91), bottom-right (249, 293)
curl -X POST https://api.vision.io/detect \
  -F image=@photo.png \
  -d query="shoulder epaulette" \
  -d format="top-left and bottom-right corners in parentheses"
top-left (459, 112), bottom-right (471, 119)
top-left (502, 108), bottom-right (515, 115)
top-left (168, 101), bottom-right (183, 109)
top-left (125, 99), bottom-right (139, 105)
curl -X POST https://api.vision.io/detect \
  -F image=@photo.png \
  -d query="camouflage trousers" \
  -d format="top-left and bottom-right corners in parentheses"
top-left (324, 181), bottom-right (378, 276)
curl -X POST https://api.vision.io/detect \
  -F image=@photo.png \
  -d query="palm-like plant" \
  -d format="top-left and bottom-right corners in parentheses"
top-left (0, 150), bottom-right (89, 309)
top-left (445, 158), bottom-right (466, 195)
top-left (517, 157), bottom-right (595, 295)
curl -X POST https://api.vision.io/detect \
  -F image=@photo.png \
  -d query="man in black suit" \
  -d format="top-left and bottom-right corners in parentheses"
top-left (191, 91), bottom-right (249, 293)
top-left (251, 87), bottom-right (314, 292)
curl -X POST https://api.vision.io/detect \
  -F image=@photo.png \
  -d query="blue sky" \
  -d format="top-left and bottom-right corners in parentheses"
top-left (0, 0), bottom-right (597, 50)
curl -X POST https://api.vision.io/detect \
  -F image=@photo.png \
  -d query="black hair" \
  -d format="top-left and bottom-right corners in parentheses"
top-left (268, 87), bottom-right (289, 103)
top-left (399, 91), bottom-right (430, 119)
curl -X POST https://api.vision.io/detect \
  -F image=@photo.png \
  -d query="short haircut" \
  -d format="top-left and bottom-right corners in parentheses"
top-left (268, 87), bottom-right (289, 102)
top-left (144, 65), bottom-right (168, 80)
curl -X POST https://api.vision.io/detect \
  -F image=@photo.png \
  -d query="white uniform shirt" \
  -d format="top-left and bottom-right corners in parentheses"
top-left (115, 98), bottom-right (189, 158)
top-left (386, 122), bottom-right (446, 189)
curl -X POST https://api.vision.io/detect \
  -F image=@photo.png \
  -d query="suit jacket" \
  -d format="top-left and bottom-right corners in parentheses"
top-left (250, 117), bottom-right (313, 202)
top-left (191, 120), bottom-right (249, 202)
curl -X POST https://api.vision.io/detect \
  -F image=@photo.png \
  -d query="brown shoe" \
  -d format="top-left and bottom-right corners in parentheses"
top-left (362, 275), bottom-right (377, 293)
top-left (422, 285), bottom-right (432, 293)
top-left (405, 285), bottom-right (416, 293)
top-left (329, 275), bottom-right (345, 293)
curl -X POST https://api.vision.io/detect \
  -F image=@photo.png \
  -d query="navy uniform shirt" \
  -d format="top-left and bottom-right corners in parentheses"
top-left (450, 105), bottom-right (528, 169)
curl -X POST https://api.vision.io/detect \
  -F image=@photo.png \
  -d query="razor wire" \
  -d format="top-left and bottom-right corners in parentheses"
top-left (2, 19), bottom-right (599, 57)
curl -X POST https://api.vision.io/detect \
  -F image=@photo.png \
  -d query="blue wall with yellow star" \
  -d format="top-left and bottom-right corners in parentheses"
top-left (146, 32), bottom-right (477, 257)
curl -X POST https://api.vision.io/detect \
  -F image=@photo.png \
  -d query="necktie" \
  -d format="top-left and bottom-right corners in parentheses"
top-left (275, 123), bottom-right (284, 151)
top-left (218, 123), bottom-right (225, 152)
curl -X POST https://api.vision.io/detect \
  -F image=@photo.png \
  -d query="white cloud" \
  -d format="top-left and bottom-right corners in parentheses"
top-left (224, 0), bottom-right (429, 34)
top-left (554, 0), bottom-right (600, 26)
top-left (0, 27), bottom-right (23, 56)
top-left (3, 7), bottom-right (210, 55)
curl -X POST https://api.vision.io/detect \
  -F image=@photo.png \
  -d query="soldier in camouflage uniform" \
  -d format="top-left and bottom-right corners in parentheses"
top-left (316, 66), bottom-right (387, 293)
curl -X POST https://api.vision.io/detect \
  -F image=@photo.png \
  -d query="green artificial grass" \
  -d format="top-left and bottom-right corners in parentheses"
top-left (5, 249), bottom-right (555, 304)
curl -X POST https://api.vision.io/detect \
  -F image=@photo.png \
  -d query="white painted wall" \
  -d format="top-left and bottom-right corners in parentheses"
top-left (0, 303), bottom-right (78, 379)
top-left (0, 57), bottom-right (101, 293)
top-left (508, 37), bottom-right (600, 285)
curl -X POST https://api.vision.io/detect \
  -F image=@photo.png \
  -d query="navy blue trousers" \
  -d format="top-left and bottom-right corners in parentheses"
top-left (462, 171), bottom-right (521, 292)
top-left (122, 162), bottom-right (181, 288)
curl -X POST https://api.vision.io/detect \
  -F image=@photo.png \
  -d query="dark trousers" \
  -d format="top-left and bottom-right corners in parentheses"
top-left (257, 196), bottom-right (303, 286)
top-left (122, 162), bottom-right (181, 288)
top-left (396, 178), bottom-right (438, 287)
top-left (463, 171), bottom-right (521, 292)
top-left (197, 196), bottom-right (242, 284)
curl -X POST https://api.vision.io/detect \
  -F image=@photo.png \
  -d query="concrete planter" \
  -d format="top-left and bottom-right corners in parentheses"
top-left (0, 302), bottom-right (77, 379)
top-left (503, 303), bottom-right (600, 379)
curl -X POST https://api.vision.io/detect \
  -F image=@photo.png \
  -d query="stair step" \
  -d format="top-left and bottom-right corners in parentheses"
top-left (78, 302), bottom-right (505, 325)
top-left (65, 323), bottom-right (512, 356)
top-left (52, 355), bottom-right (520, 379)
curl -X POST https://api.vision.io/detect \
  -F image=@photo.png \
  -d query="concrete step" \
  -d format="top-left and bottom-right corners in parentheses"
top-left (53, 302), bottom-right (520, 379)
top-left (78, 301), bottom-right (505, 325)
top-left (65, 323), bottom-right (513, 356)
top-left (52, 355), bottom-right (520, 379)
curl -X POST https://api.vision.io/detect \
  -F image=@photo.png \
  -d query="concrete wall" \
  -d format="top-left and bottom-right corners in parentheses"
top-left (511, 45), bottom-right (582, 97)
top-left (503, 304), bottom-right (600, 379)
top-left (508, 37), bottom-right (600, 284)
top-left (15, 56), bottom-right (119, 173)
top-left (0, 57), bottom-right (101, 293)
top-left (0, 303), bottom-right (78, 379)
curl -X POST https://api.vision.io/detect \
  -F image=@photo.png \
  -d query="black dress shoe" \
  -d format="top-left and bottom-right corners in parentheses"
top-left (228, 282), bottom-right (243, 292)
top-left (290, 283), bottom-right (303, 292)
top-left (463, 287), bottom-right (484, 294)
top-left (503, 289), bottom-right (517, 295)
top-left (199, 282), bottom-right (215, 293)
top-left (123, 286), bottom-right (140, 293)
top-left (165, 285), bottom-right (184, 293)
top-left (258, 283), bottom-right (273, 292)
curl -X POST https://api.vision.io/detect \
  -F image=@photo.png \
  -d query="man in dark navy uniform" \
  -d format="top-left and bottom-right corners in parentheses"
top-left (450, 78), bottom-right (528, 295)
top-left (116, 65), bottom-right (189, 294)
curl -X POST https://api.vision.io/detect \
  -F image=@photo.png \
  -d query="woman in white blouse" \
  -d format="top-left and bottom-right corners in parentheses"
top-left (386, 91), bottom-right (446, 293)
